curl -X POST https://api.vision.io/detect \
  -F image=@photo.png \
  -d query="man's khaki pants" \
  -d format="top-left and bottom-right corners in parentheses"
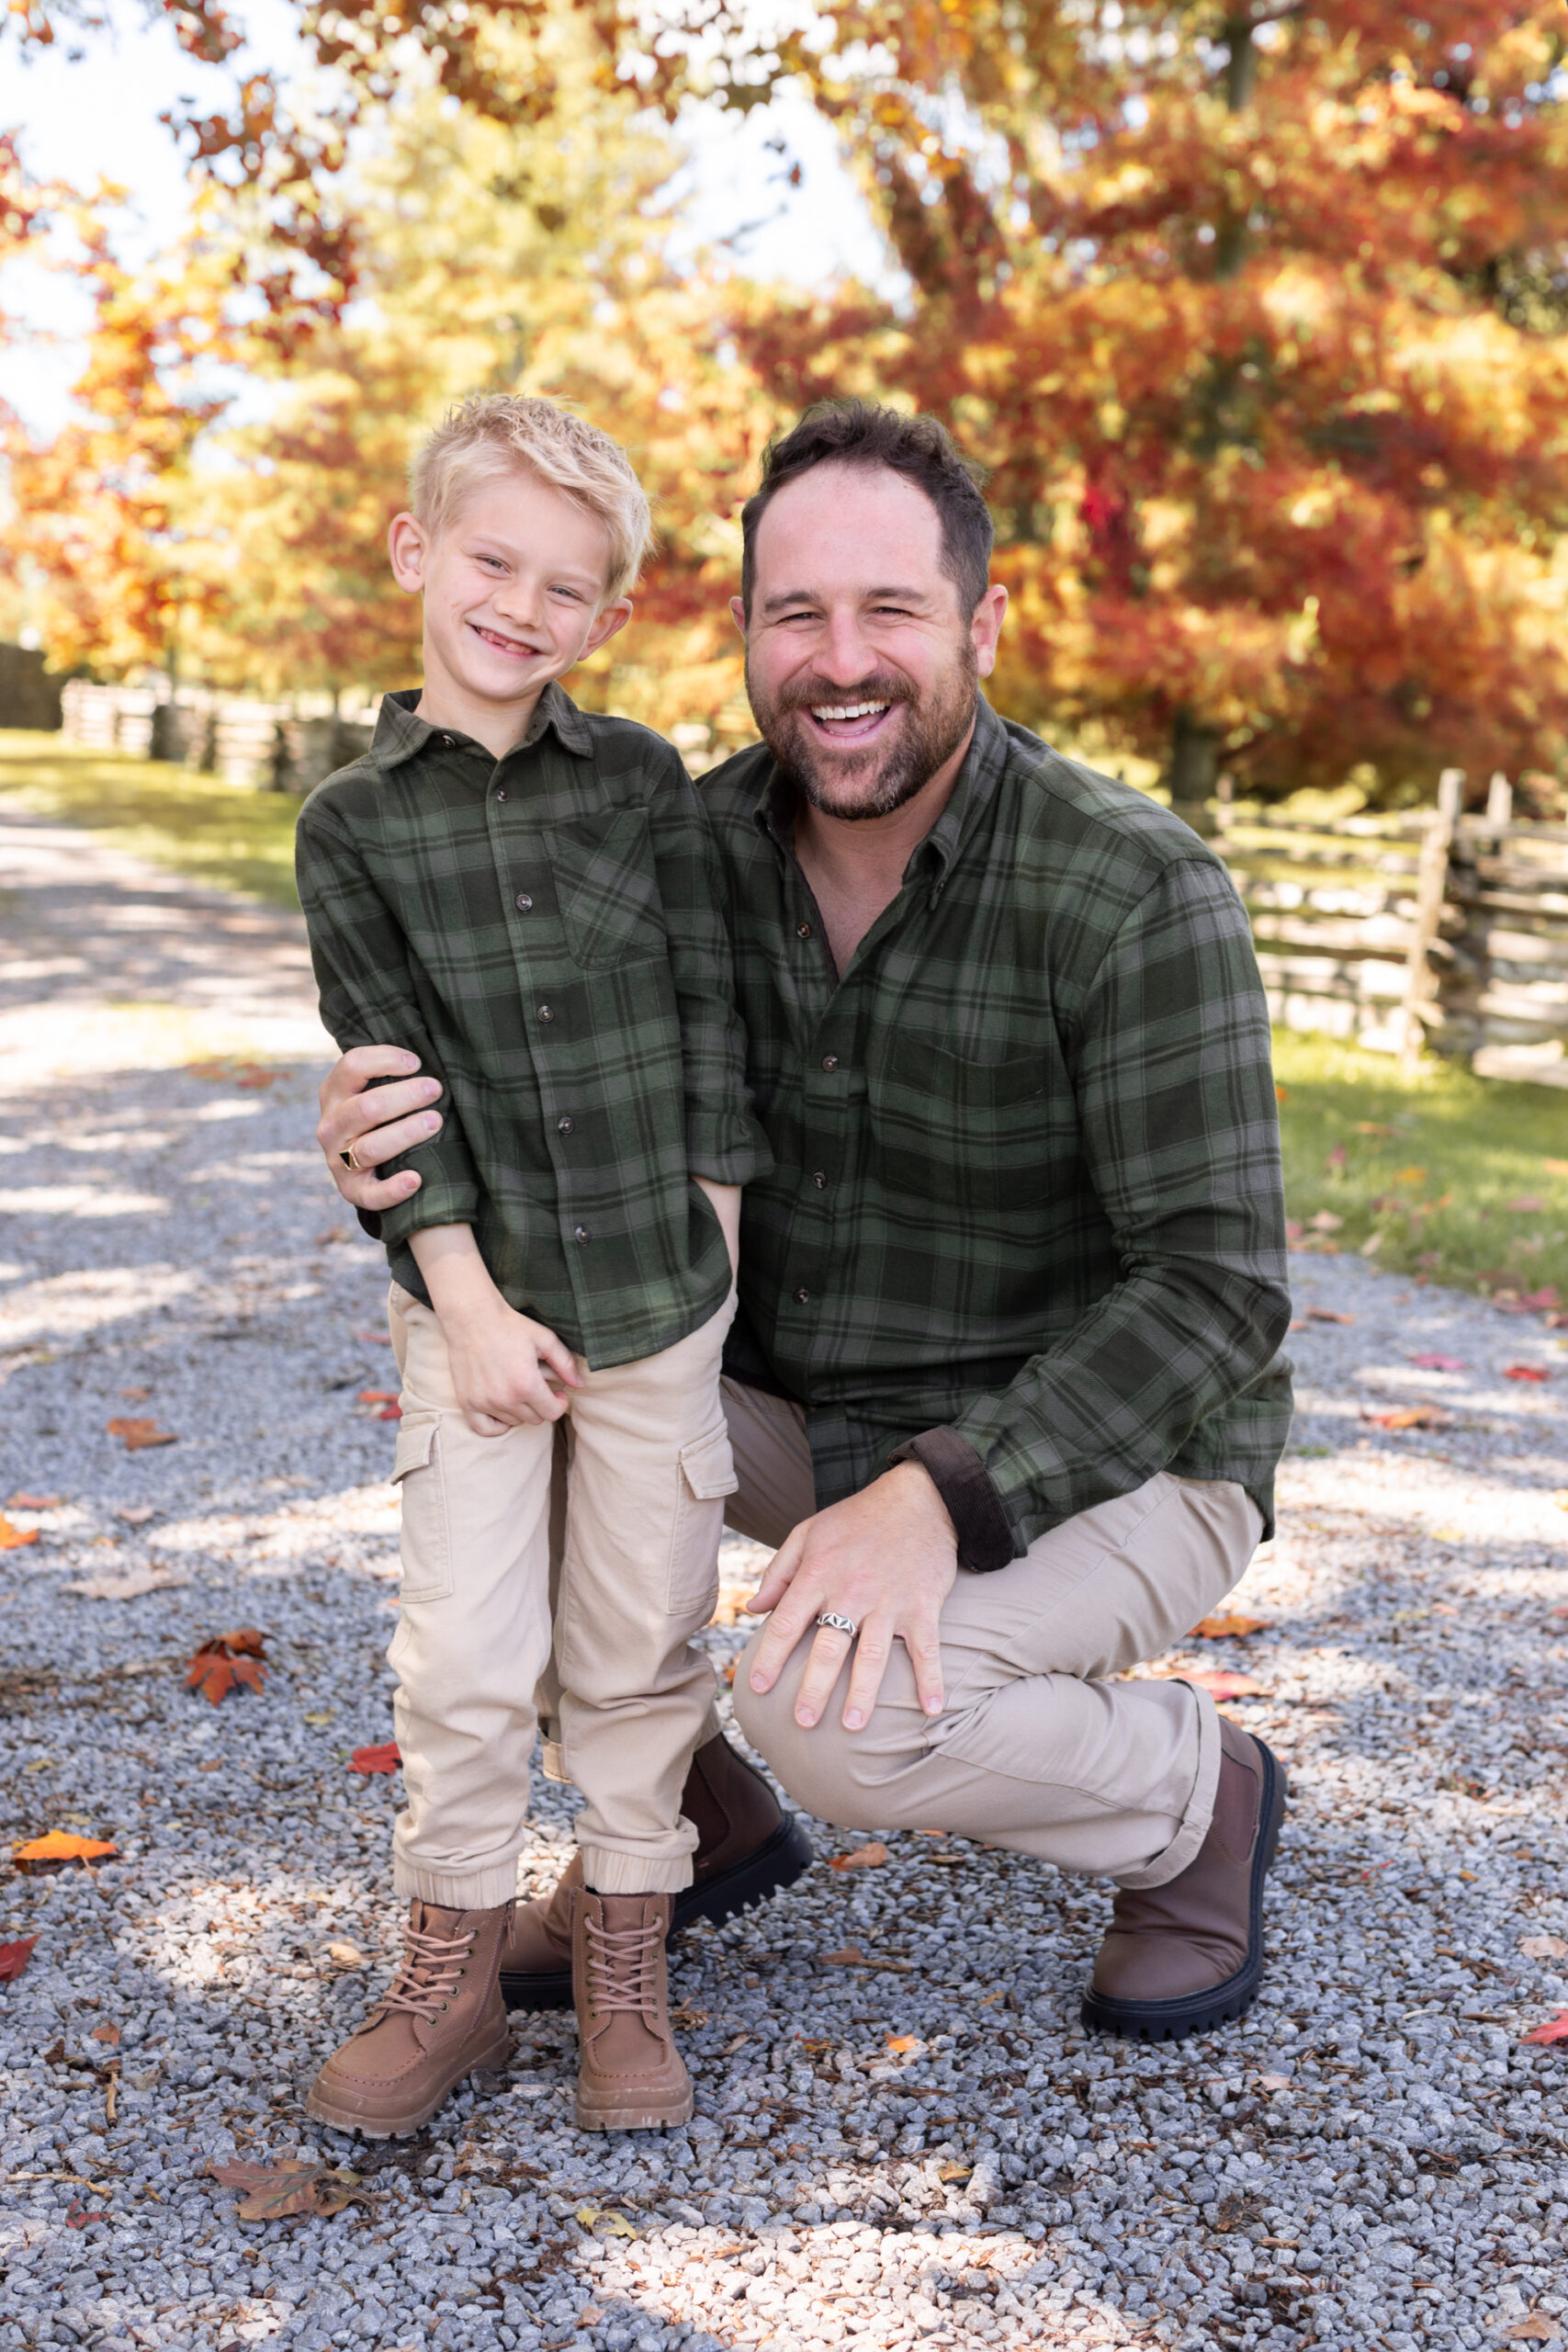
top-left (385, 1281), bottom-right (738, 1908)
top-left (720, 1383), bottom-right (1263, 1890)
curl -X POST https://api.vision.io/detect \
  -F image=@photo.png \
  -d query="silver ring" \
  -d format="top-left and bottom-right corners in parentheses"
top-left (816, 1611), bottom-right (859, 1638)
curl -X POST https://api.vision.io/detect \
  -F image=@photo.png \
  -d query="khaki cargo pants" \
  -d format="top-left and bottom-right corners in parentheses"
top-left (384, 1281), bottom-right (738, 1906)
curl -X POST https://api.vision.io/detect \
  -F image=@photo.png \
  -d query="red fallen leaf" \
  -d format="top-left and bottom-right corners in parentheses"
top-left (106, 1418), bottom-right (177, 1452)
top-left (236, 1072), bottom-right (276, 1091)
top-left (1505, 1364), bottom-right (1551, 1383)
top-left (1520, 2009), bottom-right (1568, 2047)
top-left (1307, 1307), bottom-right (1354, 1324)
top-left (0, 1935), bottom-right (39, 1980)
top-left (6, 1493), bottom-right (60, 1510)
top-left (1361, 1406), bottom-right (1452, 1430)
top-left (14, 1831), bottom-right (117, 1870)
top-left (89, 2021), bottom-right (120, 2045)
top-left (0, 1516), bottom-right (39, 1550)
top-left (186, 1630), bottom-right (268, 1705)
top-left (376, 1404), bottom-right (401, 1420)
top-left (1186, 1671), bottom-right (1268, 1700)
top-left (1496, 1287), bottom-right (1562, 1315)
top-left (829, 1842), bottom-right (889, 1871)
top-left (349, 1741), bottom-right (401, 1775)
top-left (1191, 1611), bottom-right (1269, 1639)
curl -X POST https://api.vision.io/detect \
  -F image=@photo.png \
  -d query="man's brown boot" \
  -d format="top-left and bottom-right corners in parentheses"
top-left (305, 1898), bottom-right (512, 2138)
top-left (500, 1732), bottom-right (812, 2010)
top-left (572, 1888), bottom-right (693, 2132)
top-left (1080, 1717), bottom-right (1287, 2043)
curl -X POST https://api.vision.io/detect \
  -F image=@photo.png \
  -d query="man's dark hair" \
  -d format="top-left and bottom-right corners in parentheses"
top-left (739, 400), bottom-right (994, 616)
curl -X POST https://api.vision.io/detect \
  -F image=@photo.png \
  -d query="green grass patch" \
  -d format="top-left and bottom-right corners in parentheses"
top-left (0, 729), bottom-right (302, 910)
top-left (1274, 1029), bottom-right (1568, 1307)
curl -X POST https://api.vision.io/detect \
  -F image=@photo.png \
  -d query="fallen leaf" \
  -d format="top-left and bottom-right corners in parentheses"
top-left (1191, 1611), bottom-right (1269, 1639)
top-left (352, 1329), bottom-right (393, 1345)
top-left (326, 1942), bottom-right (366, 1967)
top-left (670, 2004), bottom-right (711, 2030)
top-left (13, 1831), bottom-right (117, 1870)
top-left (1258, 2074), bottom-right (1292, 2091)
top-left (64, 1568), bottom-right (187, 1600)
top-left (209, 2158), bottom-right (368, 2222)
top-left (186, 1629), bottom-right (268, 1706)
top-left (1361, 1406), bottom-right (1452, 1430)
top-left (88, 2022), bottom-right (120, 2045)
top-left (576, 2206), bottom-right (637, 2237)
top-left (1520, 2010), bottom-right (1568, 2046)
top-left (938, 2162), bottom-right (973, 2183)
top-left (1505, 1364), bottom-right (1551, 1383)
top-left (818, 1945), bottom-right (914, 1972)
top-left (349, 1741), bottom-right (401, 1774)
top-left (358, 1390), bottom-right (400, 1405)
top-left (1275, 1084), bottom-right (1289, 1102)
top-left (1409, 1353), bottom-right (1466, 1372)
top-left (1393, 1166), bottom-right (1427, 1185)
top-left (1186, 1671), bottom-right (1268, 1700)
top-left (1521, 1936), bottom-right (1568, 1960)
top-left (579, 2307), bottom-right (605, 2326)
top-left (1308, 1210), bottom-right (1343, 1232)
top-left (118, 1385), bottom-right (151, 1403)
top-left (0, 1936), bottom-right (39, 1980)
top-left (1307, 1307), bottom-right (1354, 1324)
top-left (106, 1418), bottom-right (176, 1452)
top-left (886, 2035), bottom-right (920, 2055)
top-left (127, 2065), bottom-right (159, 2090)
top-left (0, 1516), bottom-right (39, 1551)
top-left (829, 1841), bottom-right (889, 1871)
top-left (6, 1493), bottom-right (60, 1510)
top-left (1502, 2317), bottom-right (1561, 2340)
top-left (114, 1504), bottom-right (157, 1525)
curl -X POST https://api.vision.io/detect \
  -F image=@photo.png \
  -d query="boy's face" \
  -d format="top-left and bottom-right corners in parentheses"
top-left (389, 467), bottom-right (631, 729)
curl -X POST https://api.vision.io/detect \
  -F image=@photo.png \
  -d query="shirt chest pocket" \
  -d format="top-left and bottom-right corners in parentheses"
top-left (872, 1034), bottom-right (1053, 1216)
top-left (546, 807), bottom-right (667, 971)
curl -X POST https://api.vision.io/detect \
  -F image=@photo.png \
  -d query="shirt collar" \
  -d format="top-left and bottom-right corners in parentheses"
top-left (367, 680), bottom-right (592, 772)
top-left (752, 693), bottom-right (1011, 900)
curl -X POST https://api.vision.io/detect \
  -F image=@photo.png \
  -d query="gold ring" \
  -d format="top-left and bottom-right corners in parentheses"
top-left (341, 1147), bottom-right (364, 1173)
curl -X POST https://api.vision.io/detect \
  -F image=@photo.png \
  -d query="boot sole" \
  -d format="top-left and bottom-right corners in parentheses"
top-left (1079, 1735), bottom-right (1289, 2045)
top-left (500, 1811), bottom-right (815, 2012)
top-left (303, 2021), bottom-right (513, 2139)
top-left (574, 2088), bottom-right (695, 2133)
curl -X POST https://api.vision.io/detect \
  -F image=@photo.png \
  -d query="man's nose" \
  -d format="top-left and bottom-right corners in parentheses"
top-left (814, 607), bottom-right (879, 684)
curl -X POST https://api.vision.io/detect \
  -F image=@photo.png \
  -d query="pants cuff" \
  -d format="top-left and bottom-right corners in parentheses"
top-left (1111, 1679), bottom-right (1222, 1892)
top-left (392, 1858), bottom-right (522, 1911)
top-left (580, 1846), bottom-right (694, 1895)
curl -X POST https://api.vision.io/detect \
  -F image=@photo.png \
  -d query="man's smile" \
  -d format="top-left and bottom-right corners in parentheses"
top-left (804, 699), bottom-right (898, 744)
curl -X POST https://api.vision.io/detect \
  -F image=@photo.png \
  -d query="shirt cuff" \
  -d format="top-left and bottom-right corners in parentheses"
top-left (686, 1112), bottom-right (772, 1188)
top-left (887, 1428), bottom-right (1017, 1573)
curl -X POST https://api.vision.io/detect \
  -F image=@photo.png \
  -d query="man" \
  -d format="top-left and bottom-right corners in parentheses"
top-left (318, 401), bottom-right (1294, 2044)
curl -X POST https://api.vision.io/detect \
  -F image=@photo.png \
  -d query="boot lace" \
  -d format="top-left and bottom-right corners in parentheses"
top-left (583, 1906), bottom-right (662, 2017)
top-left (378, 1919), bottom-right (476, 2024)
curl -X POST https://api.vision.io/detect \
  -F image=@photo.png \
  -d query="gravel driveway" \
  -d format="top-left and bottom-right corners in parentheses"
top-left (2, 799), bottom-right (1566, 2352)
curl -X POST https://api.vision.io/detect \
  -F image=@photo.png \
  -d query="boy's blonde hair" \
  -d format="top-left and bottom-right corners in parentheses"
top-left (409, 393), bottom-right (653, 601)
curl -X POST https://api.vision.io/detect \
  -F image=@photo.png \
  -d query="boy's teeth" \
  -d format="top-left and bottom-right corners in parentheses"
top-left (812, 701), bottom-right (890, 721)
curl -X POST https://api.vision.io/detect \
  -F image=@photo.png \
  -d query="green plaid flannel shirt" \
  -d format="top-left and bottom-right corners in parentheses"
top-left (706, 696), bottom-right (1294, 1566)
top-left (296, 685), bottom-right (767, 1368)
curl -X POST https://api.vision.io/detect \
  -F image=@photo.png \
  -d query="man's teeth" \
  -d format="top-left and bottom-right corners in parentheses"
top-left (812, 701), bottom-right (890, 721)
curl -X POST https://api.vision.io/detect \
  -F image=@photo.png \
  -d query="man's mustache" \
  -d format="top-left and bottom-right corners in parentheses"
top-left (772, 673), bottom-right (918, 717)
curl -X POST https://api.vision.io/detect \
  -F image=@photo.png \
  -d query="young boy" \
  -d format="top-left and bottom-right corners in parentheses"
top-left (295, 393), bottom-right (770, 2137)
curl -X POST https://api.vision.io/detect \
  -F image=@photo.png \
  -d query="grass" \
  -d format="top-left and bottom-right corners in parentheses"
top-left (0, 729), bottom-right (303, 910)
top-left (4, 732), bottom-right (1566, 1307)
top-left (1274, 1028), bottom-right (1568, 1309)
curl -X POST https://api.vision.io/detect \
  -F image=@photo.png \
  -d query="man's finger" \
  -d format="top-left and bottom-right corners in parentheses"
top-left (336, 1166), bottom-right (423, 1214)
top-left (791, 1625), bottom-right (853, 1729)
top-left (746, 1522), bottom-right (808, 1621)
top-left (318, 1044), bottom-right (423, 1114)
top-left (904, 1609), bottom-right (947, 1718)
top-left (320, 1091), bottom-right (445, 1169)
top-left (840, 1623), bottom-right (896, 1732)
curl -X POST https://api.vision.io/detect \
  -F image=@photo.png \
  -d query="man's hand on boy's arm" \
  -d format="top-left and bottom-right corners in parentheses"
top-left (407, 1226), bottom-right (581, 1437)
top-left (694, 1177), bottom-right (740, 1278)
top-left (317, 1046), bottom-right (446, 1216)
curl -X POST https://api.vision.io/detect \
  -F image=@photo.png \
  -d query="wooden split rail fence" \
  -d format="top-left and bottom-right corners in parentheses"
top-left (60, 682), bottom-right (377, 796)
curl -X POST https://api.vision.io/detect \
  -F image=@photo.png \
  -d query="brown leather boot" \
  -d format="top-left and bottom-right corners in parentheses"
top-left (500, 1732), bottom-right (812, 2010)
top-left (305, 1899), bottom-right (512, 2138)
top-left (572, 1888), bottom-right (693, 2132)
top-left (1081, 1717), bottom-right (1287, 2043)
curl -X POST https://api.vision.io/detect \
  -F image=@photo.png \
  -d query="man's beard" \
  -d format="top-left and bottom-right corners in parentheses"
top-left (746, 641), bottom-right (980, 822)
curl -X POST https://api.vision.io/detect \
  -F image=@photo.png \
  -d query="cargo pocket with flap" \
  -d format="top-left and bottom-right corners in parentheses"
top-left (390, 1410), bottom-right (453, 1603)
top-left (666, 1420), bottom-right (739, 1616)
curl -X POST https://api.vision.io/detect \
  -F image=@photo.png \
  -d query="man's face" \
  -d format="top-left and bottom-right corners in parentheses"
top-left (735, 461), bottom-right (1005, 820)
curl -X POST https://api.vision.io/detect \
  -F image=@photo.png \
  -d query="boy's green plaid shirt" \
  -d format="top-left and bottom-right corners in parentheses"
top-left (295, 685), bottom-right (767, 1368)
top-left (704, 697), bottom-right (1294, 1565)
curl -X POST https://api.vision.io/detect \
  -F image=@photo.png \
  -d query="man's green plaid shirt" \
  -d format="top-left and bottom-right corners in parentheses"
top-left (295, 686), bottom-right (766, 1368)
top-left (705, 696), bottom-right (1293, 1567)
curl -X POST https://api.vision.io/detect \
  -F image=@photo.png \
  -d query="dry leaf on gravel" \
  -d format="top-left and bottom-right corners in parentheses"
top-left (577, 2206), bottom-right (637, 2237)
top-left (186, 1629), bottom-right (267, 1705)
top-left (0, 1936), bottom-right (38, 1980)
top-left (64, 1568), bottom-right (188, 1600)
top-left (886, 2035), bottom-right (920, 2055)
top-left (1185, 1671), bottom-right (1268, 1701)
top-left (13, 1831), bottom-right (117, 1871)
top-left (1519, 2010), bottom-right (1568, 2046)
top-left (1306, 1307), bottom-right (1354, 1324)
top-left (6, 1493), bottom-right (59, 1510)
top-left (88, 2021), bottom-right (120, 2044)
top-left (1361, 1407), bottom-right (1453, 1430)
top-left (106, 1418), bottom-right (177, 1452)
top-left (1191, 1611), bottom-right (1269, 1639)
top-left (0, 1516), bottom-right (39, 1551)
top-left (349, 1741), bottom-right (400, 1774)
top-left (818, 1945), bottom-right (913, 1972)
top-left (938, 2162), bottom-right (973, 2184)
top-left (1520, 1937), bottom-right (1568, 1959)
top-left (1504, 1364), bottom-right (1551, 1383)
top-left (1500, 2318), bottom-right (1560, 2340)
top-left (209, 2159), bottom-right (368, 2221)
top-left (830, 1842), bottom-right (890, 1871)
top-left (326, 1942), bottom-right (367, 1968)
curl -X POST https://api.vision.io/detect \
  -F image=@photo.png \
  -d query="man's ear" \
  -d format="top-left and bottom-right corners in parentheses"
top-left (388, 512), bottom-right (428, 595)
top-left (971, 582), bottom-right (1009, 680)
top-left (583, 597), bottom-right (634, 657)
top-left (729, 594), bottom-right (747, 638)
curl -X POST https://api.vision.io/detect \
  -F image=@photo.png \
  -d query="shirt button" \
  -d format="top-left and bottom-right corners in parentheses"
top-left (514, 892), bottom-right (533, 912)
top-left (440, 733), bottom-right (456, 748)
top-left (574, 1225), bottom-right (591, 1244)
top-left (794, 1286), bottom-right (810, 1304)
top-left (557, 1114), bottom-right (574, 1135)
top-left (796, 922), bottom-right (813, 940)
top-left (813, 1170), bottom-right (827, 1189)
top-left (495, 787), bottom-right (508, 801)
top-left (537, 1005), bottom-right (555, 1023)
top-left (820, 1054), bottom-right (839, 1072)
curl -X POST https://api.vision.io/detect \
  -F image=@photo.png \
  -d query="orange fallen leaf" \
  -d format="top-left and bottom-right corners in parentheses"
top-left (886, 2034), bottom-right (919, 2054)
top-left (1505, 1364), bottom-right (1551, 1383)
top-left (186, 1629), bottom-right (268, 1705)
top-left (1361, 1406), bottom-right (1452, 1430)
top-left (14, 1831), bottom-right (117, 1869)
top-left (1186, 1671), bottom-right (1268, 1701)
top-left (358, 1390), bottom-right (399, 1404)
top-left (1306, 1307), bottom-right (1353, 1324)
top-left (0, 1516), bottom-right (39, 1550)
top-left (89, 2021), bottom-right (121, 2045)
top-left (1274, 1085), bottom-right (1288, 1102)
top-left (106, 1418), bottom-right (177, 1452)
top-left (1520, 2009), bottom-right (1568, 2046)
top-left (349, 1741), bottom-right (401, 1775)
top-left (0, 1935), bottom-right (39, 1979)
top-left (209, 2158), bottom-right (367, 2221)
top-left (6, 1493), bottom-right (60, 1510)
top-left (1191, 1611), bottom-right (1269, 1639)
top-left (829, 1841), bottom-right (889, 1871)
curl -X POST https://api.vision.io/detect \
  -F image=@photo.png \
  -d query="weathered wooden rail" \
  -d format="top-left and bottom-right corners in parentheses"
top-left (59, 681), bottom-right (377, 796)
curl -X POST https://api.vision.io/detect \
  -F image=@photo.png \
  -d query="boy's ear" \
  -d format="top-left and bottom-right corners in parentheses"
top-left (388, 511), bottom-right (428, 594)
top-left (582, 597), bottom-right (634, 657)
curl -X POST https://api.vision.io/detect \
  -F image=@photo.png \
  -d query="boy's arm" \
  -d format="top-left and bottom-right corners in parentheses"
top-left (406, 1225), bottom-right (581, 1436)
top-left (694, 1177), bottom-right (740, 1277)
top-left (296, 798), bottom-right (483, 1243)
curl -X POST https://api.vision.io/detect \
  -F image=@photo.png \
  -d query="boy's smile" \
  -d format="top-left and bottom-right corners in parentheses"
top-left (388, 468), bottom-right (634, 759)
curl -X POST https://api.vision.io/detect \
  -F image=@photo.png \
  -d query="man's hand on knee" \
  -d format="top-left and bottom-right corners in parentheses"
top-left (316, 1045), bottom-right (446, 1216)
top-left (745, 1463), bottom-right (958, 1733)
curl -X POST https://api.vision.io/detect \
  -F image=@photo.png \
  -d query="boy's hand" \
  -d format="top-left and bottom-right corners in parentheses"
top-left (407, 1222), bottom-right (581, 1436)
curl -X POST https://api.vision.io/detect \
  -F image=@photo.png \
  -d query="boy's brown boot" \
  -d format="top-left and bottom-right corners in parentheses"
top-left (306, 1898), bottom-right (512, 2138)
top-left (572, 1888), bottom-right (693, 2132)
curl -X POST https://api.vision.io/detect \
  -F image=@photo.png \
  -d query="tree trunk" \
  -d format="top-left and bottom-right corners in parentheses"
top-left (1168, 708), bottom-right (1220, 837)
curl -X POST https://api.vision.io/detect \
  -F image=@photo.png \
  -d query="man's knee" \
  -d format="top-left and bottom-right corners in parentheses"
top-left (731, 1633), bottom-right (898, 1831)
